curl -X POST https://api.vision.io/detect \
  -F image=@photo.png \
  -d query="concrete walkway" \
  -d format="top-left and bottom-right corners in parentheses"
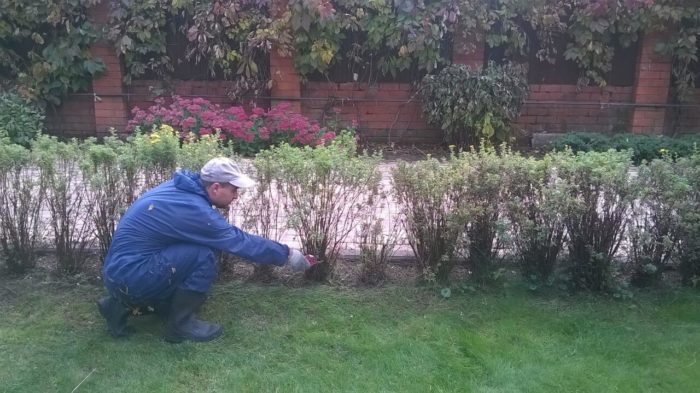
top-left (228, 160), bottom-right (415, 260)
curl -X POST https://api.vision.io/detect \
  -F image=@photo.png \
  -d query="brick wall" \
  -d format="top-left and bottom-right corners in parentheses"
top-left (515, 85), bottom-right (635, 134)
top-left (125, 81), bottom-right (258, 111)
top-left (44, 5), bottom-right (698, 144)
top-left (45, 92), bottom-right (96, 138)
top-left (301, 82), bottom-right (440, 143)
top-left (675, 89), bottom-right (700, 133)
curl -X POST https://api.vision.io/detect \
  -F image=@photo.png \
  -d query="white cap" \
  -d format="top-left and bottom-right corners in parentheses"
top-left (200, 157), bottom-right (256, 188)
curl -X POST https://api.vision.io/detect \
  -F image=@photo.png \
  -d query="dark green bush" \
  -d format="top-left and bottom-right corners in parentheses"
top-left (552, 132), bottom-right (700, 164)
top-left (420, 62), bottom-right (529, 148)
top-left (550, 132), bottom-right (612, 154)
top-left (0, 91), bottom-right (44, 147)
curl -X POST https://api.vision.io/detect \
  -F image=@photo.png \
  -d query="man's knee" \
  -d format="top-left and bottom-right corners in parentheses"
top-left (160, 244), bottom-right (217, 293)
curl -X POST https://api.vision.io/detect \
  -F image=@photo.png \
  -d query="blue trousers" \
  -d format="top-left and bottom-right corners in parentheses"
top-left (105, 244), bottom-right (217, 307)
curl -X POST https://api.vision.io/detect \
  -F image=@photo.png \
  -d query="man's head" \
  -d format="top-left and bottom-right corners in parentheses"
top-left (200, 157), bottom-right (255, 208)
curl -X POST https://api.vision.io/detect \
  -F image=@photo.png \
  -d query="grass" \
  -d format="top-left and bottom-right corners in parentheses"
top-left (0, 278), bottom-right (699, 392)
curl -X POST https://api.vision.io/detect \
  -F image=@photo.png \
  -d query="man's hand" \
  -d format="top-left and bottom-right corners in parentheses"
top-left (288, 249), bottom-right (318, 272)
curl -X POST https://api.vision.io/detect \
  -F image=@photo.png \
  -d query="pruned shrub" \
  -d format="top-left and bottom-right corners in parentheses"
top-left (504, 153), bottom-right (567, 285)
top-left (451, 145), bottom-right (510, 283)
top-left (257, 132), bottom-right (381, 281)
top-left (628, 156), bottom-right (687, 287)
top-left (35, 136), bottom-right (94, 274)
top-left (80, 134), bottom-right (139, 261)
top-left (356, 185), bottom-right (400, 286)
top-left (0, 142), bottom-right (45, 273)
top-left (392, 157), bottom-right (467, 282)
top-left (554, 149), bottom-right (636, 291)
top-left (177, 131), bottom-right (233, 172)
top-left (675, 153), bottom-right (700, 287)
top-left (241, 155), bottom-right (290, 282)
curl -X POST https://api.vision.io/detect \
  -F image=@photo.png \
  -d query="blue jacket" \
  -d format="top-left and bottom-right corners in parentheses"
top-left (103, 170), bottom-right (289, 284)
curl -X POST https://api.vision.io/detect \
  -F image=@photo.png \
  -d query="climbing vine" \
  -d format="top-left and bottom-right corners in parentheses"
top-left (648, 1), bottom-right (700, 102)
top-left (107, 0), bottom-right (292, 98)
top-left (288, 0), bottom-right (461, 81)
top-left (107, 0), bottom-right (171, 84)
top-left (0, 0), bottom-right (105, 105)
top-left (1, 0), bottom-right (699, 105)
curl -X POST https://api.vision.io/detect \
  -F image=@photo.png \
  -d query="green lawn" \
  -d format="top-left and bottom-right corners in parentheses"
top-left (1, 278), bottom-right (698, 392)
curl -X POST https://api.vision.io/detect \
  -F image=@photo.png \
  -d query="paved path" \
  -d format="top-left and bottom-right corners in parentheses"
top-left (228, 160), bottom-right (415, 259)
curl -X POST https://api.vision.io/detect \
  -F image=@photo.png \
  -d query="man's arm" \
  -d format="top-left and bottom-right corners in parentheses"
top-left (169, 205), bottom-right (291, 266)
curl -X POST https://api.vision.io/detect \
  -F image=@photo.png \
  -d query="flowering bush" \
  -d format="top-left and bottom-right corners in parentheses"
top-left (128, 96), bottom-right (335, 154)
top-left (178, 132), bottom-right (232, 173)
top-left (129, 124), bottom-right (180, 190)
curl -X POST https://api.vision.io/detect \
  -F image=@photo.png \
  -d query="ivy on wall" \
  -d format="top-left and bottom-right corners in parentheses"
top-left (107, 0), bottom-right (292, 98)
top-left (1, 0), bottom-right (699, 104)
top-left (0, 0), bottom-right (105, 105)
top-left (288, 0), bottom-right (460, 82)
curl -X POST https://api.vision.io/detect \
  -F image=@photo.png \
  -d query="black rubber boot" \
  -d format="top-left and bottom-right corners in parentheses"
top-left (163, 289), bottom-right (222, 343)
top-left (97, 296), bottom-right (135, 338)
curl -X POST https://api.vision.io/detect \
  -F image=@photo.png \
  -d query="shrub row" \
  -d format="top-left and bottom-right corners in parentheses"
top-left (0, 129), bottom-right (384, 283)
top-left (394, 146), bottom-right (700, 291)
top-left (1, 130), bottom-right (699, 291)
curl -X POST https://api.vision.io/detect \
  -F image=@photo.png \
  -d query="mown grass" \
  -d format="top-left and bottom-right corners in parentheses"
top-left (0, 278), bottom-right (698, 392)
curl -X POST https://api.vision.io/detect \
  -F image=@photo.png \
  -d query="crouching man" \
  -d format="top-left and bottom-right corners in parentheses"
top-left (97, 157), bottom-right (316, 343)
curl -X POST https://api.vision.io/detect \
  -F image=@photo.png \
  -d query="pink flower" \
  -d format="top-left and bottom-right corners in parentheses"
top-left (182, 117), bottom-right (196, 129)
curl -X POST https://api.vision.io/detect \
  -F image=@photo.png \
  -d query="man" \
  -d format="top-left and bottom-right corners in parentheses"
top-left (97, 157), bottom-right (316, 343)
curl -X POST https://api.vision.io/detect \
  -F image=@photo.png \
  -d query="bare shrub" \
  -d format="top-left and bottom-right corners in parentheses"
top-left (0, 143), bottom-right (45, 273)
top-left (35, 136), bottom-right (95, 274)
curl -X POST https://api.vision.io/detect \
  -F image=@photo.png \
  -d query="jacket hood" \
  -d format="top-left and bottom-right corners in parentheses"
top-left (173, 170), bottom-right (211, 203)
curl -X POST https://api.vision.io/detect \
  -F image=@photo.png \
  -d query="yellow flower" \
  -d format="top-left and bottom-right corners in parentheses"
top-left (159, 124), bottom-right (175, 135)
